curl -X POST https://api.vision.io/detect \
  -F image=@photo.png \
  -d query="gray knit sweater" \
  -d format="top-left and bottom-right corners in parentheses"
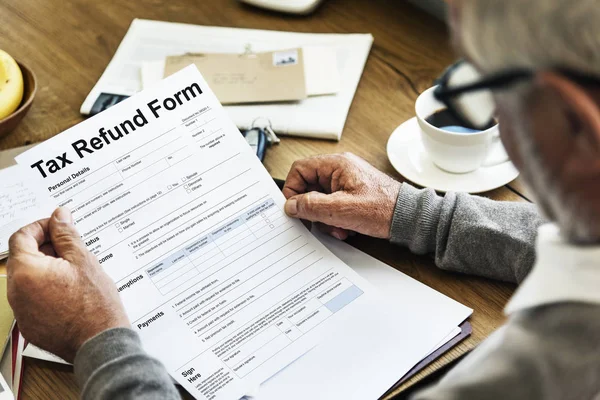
top-left (73, 184), bottom-right (600, 399)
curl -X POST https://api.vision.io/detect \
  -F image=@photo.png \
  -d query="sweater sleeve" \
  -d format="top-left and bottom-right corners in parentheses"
top-left (74, 328), bottom-right (181, 400)
top-left (411, 303), bottom-right (600, 400)
top-left (390, 183), bottom-right (544, 283)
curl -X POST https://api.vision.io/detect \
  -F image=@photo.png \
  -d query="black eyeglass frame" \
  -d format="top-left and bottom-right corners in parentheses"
top-left (433, 60), bottom-right (600, 130)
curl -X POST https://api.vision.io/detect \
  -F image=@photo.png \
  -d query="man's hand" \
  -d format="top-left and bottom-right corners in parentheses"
top-left (283, 153), bottom-right (401, 240)
top-left (7, 207), bottom-right (130, 363)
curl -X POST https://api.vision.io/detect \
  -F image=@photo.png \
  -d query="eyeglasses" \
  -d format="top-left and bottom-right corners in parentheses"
top-left (433, 60), bottom-right (600, 131)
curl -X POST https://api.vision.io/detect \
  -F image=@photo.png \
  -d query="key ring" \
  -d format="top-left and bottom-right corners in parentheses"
top-left (251, 117), bottom-right (280, 144)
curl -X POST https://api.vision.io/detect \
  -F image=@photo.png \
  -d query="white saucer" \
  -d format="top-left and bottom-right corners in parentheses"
top-left (386, 117), bottom-right (519, 193)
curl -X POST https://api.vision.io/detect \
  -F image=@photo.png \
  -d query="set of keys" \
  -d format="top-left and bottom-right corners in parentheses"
top-left (240, 118), bottom-right (280, 162)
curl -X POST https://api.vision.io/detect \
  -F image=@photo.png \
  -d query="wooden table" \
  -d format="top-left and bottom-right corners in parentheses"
top-left (0, 0), bottom-right (531, 398)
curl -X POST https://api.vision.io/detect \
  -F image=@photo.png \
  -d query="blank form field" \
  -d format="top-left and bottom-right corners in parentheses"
top-left (323, 285), bottom-right (364, 313)
top-left (231, 333), bottom-right (291, 378)
top-left (157, 264), bottom-right (199, 294)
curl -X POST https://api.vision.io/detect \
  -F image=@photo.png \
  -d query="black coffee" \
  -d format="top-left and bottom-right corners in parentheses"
top-left (425, 108), bottom-right (496, 133)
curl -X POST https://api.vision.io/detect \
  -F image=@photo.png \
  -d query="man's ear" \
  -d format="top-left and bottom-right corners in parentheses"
top-left (537, 71), bottom-right (600, 154)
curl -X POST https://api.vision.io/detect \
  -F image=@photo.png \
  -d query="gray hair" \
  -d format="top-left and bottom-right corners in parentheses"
top-left (458, 0), bottom-right (600, 242)
top-left (459, 0), bottom-right (600, 75)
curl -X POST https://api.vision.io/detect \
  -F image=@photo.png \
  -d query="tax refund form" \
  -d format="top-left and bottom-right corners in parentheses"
top-left (16, 66), bottom-right (457, 399)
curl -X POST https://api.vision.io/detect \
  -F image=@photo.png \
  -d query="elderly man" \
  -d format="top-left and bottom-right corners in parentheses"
top-left (7, 0), bottom-right (600, 398)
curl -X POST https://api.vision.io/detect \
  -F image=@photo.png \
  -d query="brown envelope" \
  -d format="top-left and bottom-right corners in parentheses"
top-left (164, 49), bottom-right (307, 104)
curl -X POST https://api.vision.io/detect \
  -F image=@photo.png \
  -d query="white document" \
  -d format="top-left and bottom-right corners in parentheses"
top-left (254, 230), bottom-right (471, 399)
top-left (302, 46), bottom-right (341, 96)
top-left (22, 344), bottom-right (68, 365)
top-left (426, 327), bottom-right (461, 358)
top-left (21, 230), bottom-right (471, 384)
top-left (11, 334), bottom-right (23, 400)
top-left (141, 46), bottom-right (341, 98)
top-left (81, 19), bottom-right (372, 140)
top-left (19, 66), bottom-right (466, 399)
top-left (0, 371), bottom-right (13, 400)
top-left (0, 336), bottom-right (12, 392)
top-left (0, 165), bottom-right (54, 257)
top-left (313, 229), bottom-right (471, 336)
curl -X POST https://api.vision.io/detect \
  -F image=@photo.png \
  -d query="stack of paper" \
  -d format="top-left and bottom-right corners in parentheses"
top-left (0, 369), bottom-right (12, 400)
top-left (0, 339), bottom-right (10, 397)
top-left (19, 226), bottom-right (471, 396)
top-left (0, 278), bottom-right (13, 357)
top-left (0, 278), bottom-right (15, 400)
top-left (12, 65), bottom-right (471, 399)
top-left (20, 229), bottom-right (471, 371)
top-left (80, 19), bottom-right (373, 140)
top-left (8, 172), bottom-right (472, 391)
top-left (255, 230), bottom-right (471, 399)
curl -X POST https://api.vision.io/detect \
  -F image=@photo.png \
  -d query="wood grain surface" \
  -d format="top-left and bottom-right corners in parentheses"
top-left (0, 0), bottom-right (529, 398)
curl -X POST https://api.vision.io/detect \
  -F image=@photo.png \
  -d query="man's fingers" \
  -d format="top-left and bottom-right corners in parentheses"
top-left (48, 207), bottom-right (87, 263)
top-left (285, 191), bottom-right (350, 229)
top-left (8, 218), bottom-right (50, 257)
top-left (39, 243), bottom-right (57, 257)
top-left (7, 219), bottom-right (52, 278)
top-left (282, 162), bottom-right (319, 199)
top-left (315, 222), bottom-right (350, 241)
top-left (283, 155), bottom-right (344, 199)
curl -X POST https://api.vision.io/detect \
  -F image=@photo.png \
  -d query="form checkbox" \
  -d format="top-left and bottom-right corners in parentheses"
top-left (168, 185), bottom-right (172, 189)
top-left (182, 177), bottom-right (187, 182)
top-left (265, 219), bottom-right (270, 224)
top-left (184, 185), bottom-right (188, 189)
top-left (114, 223), bottom-right (120, 228)
top-left (186, 189), bottom-right (191, 193)
top-left (118, 228), bottom-right (123, 233)
top-left (269, 224), bottom-right (274, 229)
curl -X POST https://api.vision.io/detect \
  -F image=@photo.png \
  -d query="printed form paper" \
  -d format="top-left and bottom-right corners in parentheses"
top-left (254, 230), bottom-right (471, 399)
top-left (21, 228), bottom-right (471, 398)
top-left (20, 228), bottom-right (471, 398)
top-left (17, 66), bottom-right (468, 399)
top-left (0, 166), bottom-right (54, 257)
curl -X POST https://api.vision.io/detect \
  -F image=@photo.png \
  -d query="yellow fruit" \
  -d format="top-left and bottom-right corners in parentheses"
top-left (0, 49), bottom-right (24, 120)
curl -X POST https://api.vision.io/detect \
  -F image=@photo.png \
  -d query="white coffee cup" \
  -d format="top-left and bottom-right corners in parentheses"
top-left (415, 86), bottom-right (508, 174)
